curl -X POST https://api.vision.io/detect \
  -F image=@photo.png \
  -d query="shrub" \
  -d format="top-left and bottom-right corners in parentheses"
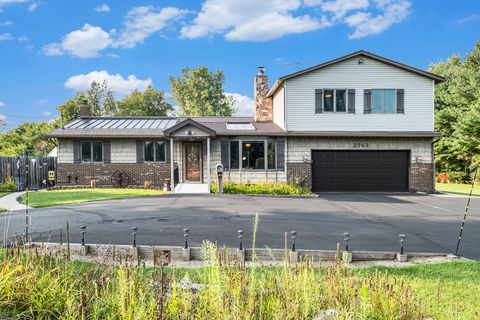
top-left (447, 171), bottom-right (470, 183)
top-left (0, 176), bottom-right (16, 191)
top-left (211, 181), bottom-right (312, 195)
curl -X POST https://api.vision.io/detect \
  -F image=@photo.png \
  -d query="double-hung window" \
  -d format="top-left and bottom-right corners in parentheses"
top-left (144, 141), bottom-right (166, 162)
top-left (372, 89), bottom-right (396, 113)
top-left (229, 140), bottom-right (276, 170)
top-left (81, 141), bottom-right (103, 162)
top-left (323, 89), bottom-right (347, 112)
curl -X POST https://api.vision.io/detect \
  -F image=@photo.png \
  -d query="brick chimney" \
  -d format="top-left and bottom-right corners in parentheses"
top-left (79, 99), bottom-right (91, 118)
top-left (254, 66), bottom-right (273, 122)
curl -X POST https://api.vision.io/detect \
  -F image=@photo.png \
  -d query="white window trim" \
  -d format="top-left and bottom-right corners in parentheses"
top-left (371, 89), bottom-right (397, 113)
top-left (228, 138), bottom-right (277, 171)
top-left (323, 89), bottom-right (348, 113)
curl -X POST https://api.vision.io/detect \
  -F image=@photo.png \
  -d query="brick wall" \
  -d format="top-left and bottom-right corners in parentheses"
top-left (409, 163), bottom-right (434, 192)
top-left (286, 162), bottom-right (311, 188)
top-left (56, 162), bottom-right (177, 188)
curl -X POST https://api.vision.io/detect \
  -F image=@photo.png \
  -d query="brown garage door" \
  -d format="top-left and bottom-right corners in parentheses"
top-left (312, 150), bottom-right (409, 192)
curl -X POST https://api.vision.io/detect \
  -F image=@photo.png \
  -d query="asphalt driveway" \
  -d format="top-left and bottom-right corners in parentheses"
top-left (2, 193), bottom-right (480, 259)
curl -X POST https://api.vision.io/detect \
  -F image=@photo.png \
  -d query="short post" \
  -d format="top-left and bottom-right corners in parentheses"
top-left (130, 227), bottom-right (139, 261)
top-left (182, 228), bottom-right (191, 261)
top-left (80, 225), bottom-right (88, 256)
top-left (237, 230), bottom-right (245, 263)
top-left (289, 231), bottom-right (298, 263)
top-left (396, 234), bottom-right (407, 262)
top-left (342, 232), bottom-right (352, 263)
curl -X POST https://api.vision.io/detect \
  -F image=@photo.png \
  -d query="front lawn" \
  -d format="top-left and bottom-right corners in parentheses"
top-left (20, 188), bottom-right (166, 208)
top-left (436, 182), bottom-right (480, 196)
top-left (0, 192), bottom-right (9, 198)
top-left (211, 181), bottom-right (313, 196)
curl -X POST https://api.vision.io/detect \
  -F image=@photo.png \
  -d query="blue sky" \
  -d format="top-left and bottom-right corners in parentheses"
top-left (0, 0), bottom-right (479, 129)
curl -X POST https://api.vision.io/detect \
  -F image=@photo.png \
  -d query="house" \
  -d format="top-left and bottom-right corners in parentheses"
top-left (47, 51), bottom-right (444, 193)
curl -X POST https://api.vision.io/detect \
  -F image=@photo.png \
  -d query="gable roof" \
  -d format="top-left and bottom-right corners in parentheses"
top-left (267, 50), bottom-right (445, 97)
top-left (163, 118), bottom-right (216, 138)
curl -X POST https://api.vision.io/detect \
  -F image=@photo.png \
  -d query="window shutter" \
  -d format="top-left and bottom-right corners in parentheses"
top-left (165, 140), bottom-right (171, 163)
top-left (136, 140), bottom-right (144, 163)
top-left (396, 89), bottom-right (404, 114)
top-left (364, 89), bottom-right (372, 114)
top-left (315, 89), bottom-right (323, 113)
top-left (103, 141), bottom-right (111, 163)
top-left (73, 140), bottom-right (81, 163)
top-left (276, 138), bottom-right (285, 171)
top-left (348, 89), bottom-right (355, 114)
top-left (220, 140), bottom-right (229, 170)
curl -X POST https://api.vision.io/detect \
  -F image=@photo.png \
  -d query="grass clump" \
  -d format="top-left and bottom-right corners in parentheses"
top-left (20, 188), bottom-right (166, 208)
top-left (0, 192), bottom-right (10, 198)
top-left (211, 181), bottom-right (312, 196)
top-left (436, 182), bottom-right (480, 196)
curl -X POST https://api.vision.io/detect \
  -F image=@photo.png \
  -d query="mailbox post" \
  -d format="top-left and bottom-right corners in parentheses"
top-left (216, 164), bottom-right (224, 194)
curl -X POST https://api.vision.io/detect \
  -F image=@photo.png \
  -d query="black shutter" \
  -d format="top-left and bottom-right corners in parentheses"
top-left (396, 89), bottom-right (404, 114)
top-left (348, 89), bottom-right (355, 114)
top-left (165, 140), bottom-right (171, 163)
top-left (73, 140), bottom-right (81, 163)
top-left (103, 141), bottom-right (111, 163)
top-left (220, 140), bottom-right (229, 170)
top-left (136, 140), bottom-right (144, 163)
top-left (315, 89), bottom-right (323, 113)
top-left (276, 138), bottom-right (285, 171)
top-left (364, 89), bottom-right (372, 114)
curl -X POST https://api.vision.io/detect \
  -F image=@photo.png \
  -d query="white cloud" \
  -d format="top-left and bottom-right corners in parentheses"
top-left (0, 32), bottom-right (12, 40)
top-left (0, 101), bottom-right (5, 107)
top-left (0, 0), bottom-right (27, 5)
top-left (0, 21), bottom-right (13, 26)
top-left (43, 24), bottom-right (112, 58)
top-left (113, 6), bottom-right (189, 48)
top-left (458, 13), bottom-right (480, 24)
top-left (95, 4), bottom-right (110, 13)
top-left (181, 0), bottom-right (322, 41)
top-left (36, 98), bottom-right (48, 106)
top-left (28, 2), bottom-right (38, 12)
top-left (64, 70), bottom-right (152, 97)
top-left (346, 0), bottom-right (411, 39)
top-left (18, 35), bottom-right (28, 42)
top-left (226, 92), bottom-right (254, 116)
top-left (320, 0), bottom-right (369, 20)
top-left (42, 110), bottom-right (51, 116)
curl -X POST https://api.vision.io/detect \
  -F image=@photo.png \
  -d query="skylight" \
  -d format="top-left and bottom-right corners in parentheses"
top-left (226, 122), bottom-right (255, 131)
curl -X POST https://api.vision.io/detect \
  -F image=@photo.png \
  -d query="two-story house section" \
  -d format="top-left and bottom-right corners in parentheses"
top-left (47, 50), bottom-right (444, 193)
top-left (266, 51), bottom-right (444, 193)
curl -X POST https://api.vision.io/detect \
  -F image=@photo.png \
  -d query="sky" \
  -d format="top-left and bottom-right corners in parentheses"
top-left (0, 0), bottom-right (479, 129)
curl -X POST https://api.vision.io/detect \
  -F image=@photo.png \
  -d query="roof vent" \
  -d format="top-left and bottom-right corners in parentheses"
top-left (358, 58), bottom-right (365, 64)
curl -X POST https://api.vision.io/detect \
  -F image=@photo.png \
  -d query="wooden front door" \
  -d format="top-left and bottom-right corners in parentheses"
top-left (185, 143), bottom-right (202, 181)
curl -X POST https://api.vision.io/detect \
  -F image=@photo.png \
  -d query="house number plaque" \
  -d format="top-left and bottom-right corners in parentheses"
top-left (352, 142), bottom-right (369, 148)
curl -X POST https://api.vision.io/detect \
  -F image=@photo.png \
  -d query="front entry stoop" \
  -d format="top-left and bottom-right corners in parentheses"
top-left (174, 183), bottom-right (210, 194)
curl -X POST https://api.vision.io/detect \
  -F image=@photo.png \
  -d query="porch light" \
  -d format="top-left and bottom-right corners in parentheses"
top-left (245, 143), bottom-right (251, 148)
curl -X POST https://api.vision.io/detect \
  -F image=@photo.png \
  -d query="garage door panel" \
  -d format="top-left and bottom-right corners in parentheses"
top-left (312, 150), bottom-right (409, 192)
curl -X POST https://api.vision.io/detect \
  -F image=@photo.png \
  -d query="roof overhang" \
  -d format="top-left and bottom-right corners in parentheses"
top-left (163, 118), bottom-right (216, 138)
top-left (285, 131), bottom-right (442, 138)
top-left (267, 50), bottom-right (446, 98)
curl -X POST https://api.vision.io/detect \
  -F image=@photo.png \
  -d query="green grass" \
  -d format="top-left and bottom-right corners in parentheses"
top-left (211, 181), bottom-right (313, 196)
top-left (20, 188), bottom-right (166, 208)
top-left (0, 192), bottom-right (10, 198)
top-left (0, 208), bottom-right (6, 212)
top-left (436, 182), bottom-right (480, 196)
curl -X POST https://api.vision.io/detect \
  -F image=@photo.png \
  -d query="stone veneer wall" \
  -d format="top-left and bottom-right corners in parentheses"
top-left (286, 136), bottom-right (434, 192)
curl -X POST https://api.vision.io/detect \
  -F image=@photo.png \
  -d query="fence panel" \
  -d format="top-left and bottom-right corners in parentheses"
top-left (0, 156), bottom-right (57, 190)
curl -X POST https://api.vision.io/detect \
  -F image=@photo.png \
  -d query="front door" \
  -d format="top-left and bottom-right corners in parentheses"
top-left (185, 143), bottom-right (202, 182)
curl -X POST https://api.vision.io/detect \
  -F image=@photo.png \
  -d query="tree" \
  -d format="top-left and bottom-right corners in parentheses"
top-left (0, 121), bottom-right (57, 156)
top-left (169, 66), bottom-right (235, 116)
top-left (117, 85), bottom-right (173, 116)
top-left (429, 40), bottom-right (480, 179)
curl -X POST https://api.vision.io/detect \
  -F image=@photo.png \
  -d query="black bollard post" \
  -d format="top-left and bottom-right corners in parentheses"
top-left (343, 232), bottom-right (350, 252)
top-left (290, 231), bottom-right (297, 252)
top-left (399, 234), bottom-right (406, 255)
top-left (238, 230), bottom-right (243, 251)
top-left (132, 227), bottom-right (138, 247)
top-left (183, 228), bottom-right (189, 249)
top-left (80, 225), bottom-right (86, 246)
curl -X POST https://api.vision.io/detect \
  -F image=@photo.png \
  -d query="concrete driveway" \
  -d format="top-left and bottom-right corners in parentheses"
top-left (2, 193), bottom-right (480, 260)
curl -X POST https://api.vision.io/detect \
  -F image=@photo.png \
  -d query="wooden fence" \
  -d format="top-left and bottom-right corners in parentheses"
top-left (0, 156), bottom-right (57, 190)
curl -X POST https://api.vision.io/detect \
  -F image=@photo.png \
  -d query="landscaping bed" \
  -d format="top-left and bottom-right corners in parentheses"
top-left (20, 188), bottom-right (166, 208)
top-left (211, 181), bottom-right (313, 196)
top-left (436, 182), bottom-right (480, 196)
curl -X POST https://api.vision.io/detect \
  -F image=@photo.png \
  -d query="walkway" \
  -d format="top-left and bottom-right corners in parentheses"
top-left (0, 192), bottom-right (30, 211)
top-left (174, 183), bottom-right (210, 194)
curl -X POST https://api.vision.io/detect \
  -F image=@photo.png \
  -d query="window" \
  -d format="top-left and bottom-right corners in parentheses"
top-left (323, 89), bottom-right (347, 112)
top-left (229, 140), bottom-right (276, 170)
top-left (230, 141), bottom-right (239, 169)
top-left (81, 142), bottom-right (103, 162)
top-left (144, 141), bottom-right (166, 162)
top-left (372, 89), bottom-right (396, 113)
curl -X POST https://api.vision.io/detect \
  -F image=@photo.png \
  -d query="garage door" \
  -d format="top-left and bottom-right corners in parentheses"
top-left (312, 150), bottom-right (409, 192)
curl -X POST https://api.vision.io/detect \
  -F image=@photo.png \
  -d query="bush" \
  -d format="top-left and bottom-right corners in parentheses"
top-left (447, 171), bottom-right (470, 183)
top-left (211, 181), bottom-right (312, 195)
top-left (0, 176), bottom-right (16, 191)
